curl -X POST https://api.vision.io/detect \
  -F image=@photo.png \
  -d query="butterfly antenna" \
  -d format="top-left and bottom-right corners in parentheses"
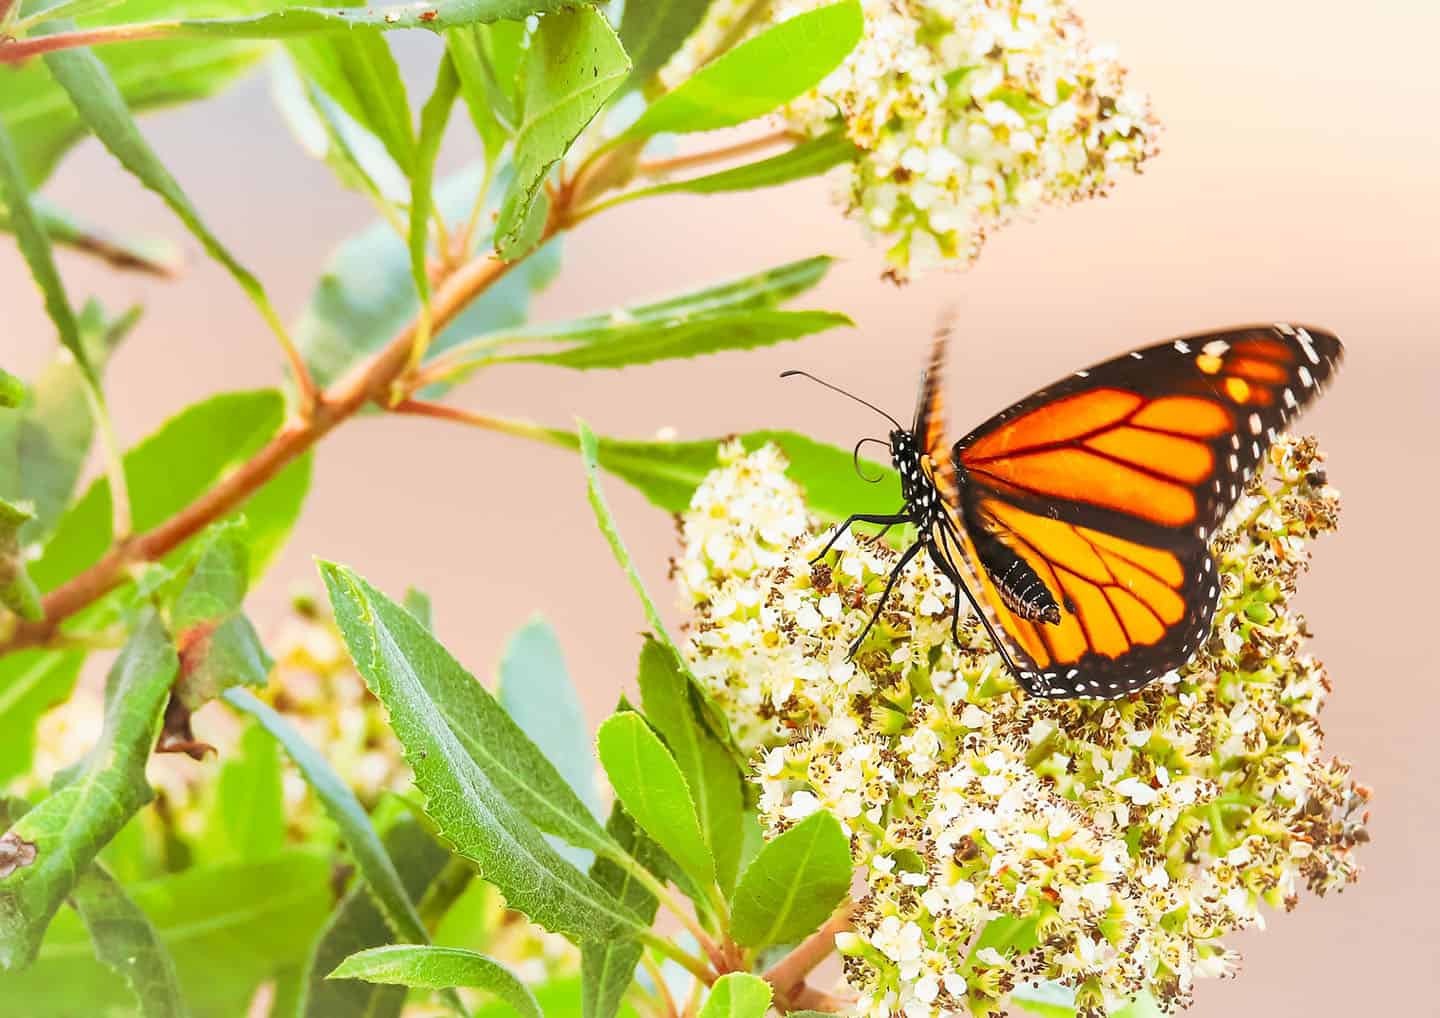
top-left (852, 437), bottom-right (890, 483)
top-left (780, 370), bottom-right (904, 431)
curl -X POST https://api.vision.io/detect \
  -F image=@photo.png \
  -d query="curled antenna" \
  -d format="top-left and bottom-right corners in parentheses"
top-left (853, 437), bottom-right (890, 483)
top-left (779, 369), bottom-right (904, 431)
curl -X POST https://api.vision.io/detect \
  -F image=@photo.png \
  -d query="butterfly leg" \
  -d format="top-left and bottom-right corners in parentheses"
top-left (811, 512), bottom-right (913, 564)
top-left (847, 538), bottom-right (925, 656)
top-left (927, 537), bottom-right (1025, 681)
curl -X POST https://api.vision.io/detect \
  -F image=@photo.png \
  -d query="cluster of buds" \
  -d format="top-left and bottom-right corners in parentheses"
top-left (678, 436), bottom-right (1368, 1016)
top-left (664, 0), bottom-right (1161, 278)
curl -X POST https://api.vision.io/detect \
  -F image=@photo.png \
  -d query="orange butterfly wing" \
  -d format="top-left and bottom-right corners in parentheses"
top-left (937, 324), bottom-right (1341, 697)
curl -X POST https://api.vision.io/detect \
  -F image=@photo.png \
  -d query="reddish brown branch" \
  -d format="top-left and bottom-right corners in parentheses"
top-left (765, 903), bottom-right (856, 1013)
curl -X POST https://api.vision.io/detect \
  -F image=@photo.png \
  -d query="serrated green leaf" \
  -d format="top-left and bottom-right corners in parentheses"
top-left (581, 806), bottom-right (661, 1018)
top-left (297, 163), bottom-right (562, 390)
top-left (0, 497), bottom-right (42, 620)
top-left (196, 720), bottom-right (285, 867)
top-left (728, 810), bottom-right (851, 948)
top-left (168, 520), bottom-right (250, 632)
top-left (0, 852), bottom-right (333, 1017)
top-left (0, 611), bottom-right (177, 970)
top-left (596, 712), bottom-right (714, 893)
top-left (224, 688), bottom-right (433, 952)
top-left (0, 649), bottom-right (85, 785)
top-left (288, 28), bottom-right (416, 177)
top-left (499, 617), bottom-right (601, 822)
top-left (629, 129), bottom-right (859, 198)
top-left (296, 818), bottom-right (451, 1018)
top-left (618, 0), bottom-right (709, 92)
top-left (699, 973), bottom-right (772, 1018)
top-left (331, 945), bottom-right (540, 1017)
top-left (320, 562), bottom-right (643, 943)
top-left (624, 1), bottom-right (863, 139)
top-left (68, 862), bottom-right (190, 1018)
top-left (410, 52), bottom-right (461, 305)
top-left (636, 638), bottom-right (743, 894)
top-left (494, 6), bottom-right (629, 259)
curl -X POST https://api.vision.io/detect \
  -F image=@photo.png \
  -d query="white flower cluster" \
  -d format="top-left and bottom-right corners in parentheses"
top-left (664, 0), bottom-right (1160, 278)
top-left (678, 437), bottom-right (1368, 1017)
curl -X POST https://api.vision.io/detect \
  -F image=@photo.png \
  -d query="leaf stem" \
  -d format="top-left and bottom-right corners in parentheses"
top-left (389, 400), bottom-right (569, 448)
top-left (636, 130), bottom-right (798, 179)
top-left (764, 901), bottom-right (854, 1010)
top-left (639, 930), bottom-right (715, 985)
top-left (641, 951), bottom-right (682, 1018)
top-left (0, 20), bottom-right (169, 62)
top-left (255, 296), bottom-right (320, 417)
top-left (80, 382), bottom-right (131, 540)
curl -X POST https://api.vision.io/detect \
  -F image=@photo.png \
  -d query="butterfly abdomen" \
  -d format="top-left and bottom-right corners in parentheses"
top-left (970, 526), bottom-right (1062, 624)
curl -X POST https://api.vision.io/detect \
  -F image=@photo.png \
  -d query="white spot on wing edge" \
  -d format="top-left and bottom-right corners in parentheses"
top-left (1202, 339), bottom-right (1230, 357)
top-left (1173, 340), bottom-right (1191, 353)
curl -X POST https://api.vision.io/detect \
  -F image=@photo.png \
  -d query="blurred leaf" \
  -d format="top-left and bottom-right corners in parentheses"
top-left (297, 819), bottom-right (451, 1018)
top-left (699, 973), bottom-right (772, 1018)
top-left (196, 721), bottom-right (284, 867)
top-left (0, 611), bottom-right (176, 970)
top-left (494, 6), bottom-right (629, 259)
top-left (0, 852), bottom-right (333, 1017)
top-left (0, 369), bottom-right (23, 408)
top-left (296, 163), bottom-right (562, 389)
top-left (288, 28), bottom-right (415, 177)
top-left (447, 19), bottom-right (524, 166)
top-left (728, 810), bottom-right (850, 948)
top-left (68, 863), bottom-right (189, 1018)
top-left (270, 54), bottom-right (410, 205)
top-left (0, 300), bottom-right (139, 545)
top-left (618, 0), bottom-right (709, 91)
top-left (40, 28), bottom-right (293, 352)
top-left (224, 689), bottom-right (434, 953)
top-left (1116, 993), bottom-right (1164, 1017)
top-left (410, 53), bottom-right (460, 305)
top-left (0, 118), bottom-right (93, 379)
top-left (581, 806), bottom-right (661, 1018)
top-left (625, 1), bottom-right (863, 139)
top-left (168, 520), bottom-right (249, 631)
top-left (1009, 982), bottom-right (1075, 1018)
top-left (0, 498), bottom-right (42, 620)
top-left (320, 562), bottom-right (644, 943)
top-left (1, 0), bottom-right (272, 187)
top-left (630, 129), bottom-right (858, 198)
top-left (331, 945), bottom-right (540, 1016)
top-left (636, 638), bottom-right (743, 894)
top-left (563, 428), bottom-right (897, 520)
top-left (596, 712), bottom-right (714, 893)
top-left (402, 586), bottom-right (433, 629)
top-left (0, 649), bottom-right (85, 785)
top-left (498, 616), bottom-right (601, 822)
top-left (0, 193), bottom-right (182, 275)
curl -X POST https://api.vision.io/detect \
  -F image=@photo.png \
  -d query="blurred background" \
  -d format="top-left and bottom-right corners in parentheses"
top-left (4, 1), bottom-right (1437, 1014)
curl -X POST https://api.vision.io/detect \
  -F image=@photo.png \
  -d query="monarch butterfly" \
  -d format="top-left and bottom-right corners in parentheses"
top-left (785, 323), bottom-right (1343, 698)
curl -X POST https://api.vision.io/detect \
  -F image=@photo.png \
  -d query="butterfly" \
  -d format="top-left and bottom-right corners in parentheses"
top-left (786, 323), bottom-right (1343, 698)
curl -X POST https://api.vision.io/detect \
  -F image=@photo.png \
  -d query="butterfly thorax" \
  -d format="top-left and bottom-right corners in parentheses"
top-left (890, 429), bottom-right (944, 527)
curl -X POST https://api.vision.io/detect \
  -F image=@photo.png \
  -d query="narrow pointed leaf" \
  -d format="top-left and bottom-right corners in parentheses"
top-left (69, 863), bottom-right (189, 1018)
top-left (196, 721), bottom-right (285, 866)
top-left (0, 612), bottom-right (177, 969)
top-left (410, 53), bottom-right (461, 304)
top-left (447, 19), bottom-right (523, 166)
top-left (728, 810), bottom-right (851, 948)
top-left (288, 29), bottom-right (416, 176)
top-left (581, 806), bottom-right (661, 1018)
top-left (618, 0), bottom-right (710, 91)
top-left (637, 638), bottom-right (743, 894)
top-left (596, 712), bottom-right (715, 893)
top-left (624, 1), bottom-right (863, 139)
top-left (320, 562), bottom-right (642, 943)
top-left (699, 973), bottom-right (772, 1018)
top-left (494, 6), bottom-right (629, 259)
top-left (331, 944), bottom-right (540, 1018)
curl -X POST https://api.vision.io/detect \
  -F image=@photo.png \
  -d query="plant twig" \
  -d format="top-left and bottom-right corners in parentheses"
top-left (765, 901), bottom-right (855, 1013)
top-left (635, 130), bottom-right (798, 179)
top-left (641, 952), bottom-right (682, 1018)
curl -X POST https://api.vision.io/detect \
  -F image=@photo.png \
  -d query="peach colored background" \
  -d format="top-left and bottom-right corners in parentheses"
top-left (4, 1), bottom-right (1439, 1013)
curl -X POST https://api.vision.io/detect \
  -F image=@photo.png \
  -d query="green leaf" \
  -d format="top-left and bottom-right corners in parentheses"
top-left (0, 300), bottom-right (139, 545)
top-left (618, 0), bottom-right (710, 91)
top-left (297, 818), bottom-right (451, 1018)
top-left (297, 163), bottom-right (562, 389)
top-left (410, 53), bottom-right (461, 305)
top-left (581, 806), bottom-right (660, 1018)
top-left (699, 973), bottom-right (772, 1018)
top-left (68, 863), bottom-right (189, 1018)
top-left (0, 118), bottom-right (92, 379)
top-left (494, 6), bottom-right (629, 259)
top-left (630, 129), bottom-right (858, 198)
top-left (0, 649), bottom-right (85, 786)
top-left (224, 688), bottom-right (433, 950)
top-left (331, 945), bottom-right (540, 1017)
top-left (0, 369), bottom-right (25, 408)
top-left (624, 1), bottom-right (863, 139)
top-left (728, 810), bottom-right (851, 948)
top-left (1115, 992), bottom-right (1164, 1018)
top-left (168, 520), bottom-right (250, 632)
top-left (0, 498), bottom-right (42, 620)
top-left (288, 29), bottom-right (416, 177)
top-left (320, 562), bottom-right (643, 943)
top-left (596, 712), bottom-right (714, 893)
top-left (41, 32), bottom-right (291, 356)
top-left (196, 721), bottom-right (285, 867)
top-left (447, 19), bottom-right (524, 167)
top-left (636, 638), bottom-right (744, 894)
top-left (0, 611), bottom-right (177, 970)
top-left (1009, 981), bottom-right (1075, 1018)
top-left (0, 193), bottom-right (182, 275)
top-left (0, 852), bottom-right (333, 1017)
